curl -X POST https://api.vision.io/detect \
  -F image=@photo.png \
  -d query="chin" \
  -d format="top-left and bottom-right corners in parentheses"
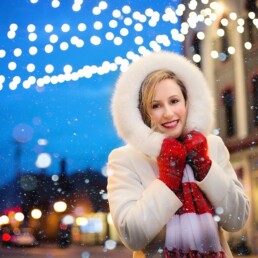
top-left (156, 126), bottom-right (183, 139)
top-left (165, 130), bottom-right (183, 139)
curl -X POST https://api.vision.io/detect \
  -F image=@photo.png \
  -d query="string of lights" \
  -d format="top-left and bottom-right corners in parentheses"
top-left (0, 0), bottom-right (257, 91)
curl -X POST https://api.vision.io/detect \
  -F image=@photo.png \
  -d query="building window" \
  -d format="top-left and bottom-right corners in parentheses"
top-left (219, 22), bottom-right (230, 62)
top-left (191, 33), bottom-right (201, 68)
top-left (246, 17), bottom-right (255, 44)
top-left (222, 89), bottom-right (235, 137)
top-left (245, 0), bottom-right (258, 43)
top-left (252, 75), bottom-right (258, 126)
top-left (246, 0), bottom-right (258, 14)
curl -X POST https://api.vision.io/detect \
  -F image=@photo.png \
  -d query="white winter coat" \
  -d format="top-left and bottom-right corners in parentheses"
top-left (107, 51), bottom-right (249, 257)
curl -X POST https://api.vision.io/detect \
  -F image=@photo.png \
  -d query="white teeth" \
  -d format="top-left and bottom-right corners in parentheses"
top-left (163, 121), bottom-right (177, 127)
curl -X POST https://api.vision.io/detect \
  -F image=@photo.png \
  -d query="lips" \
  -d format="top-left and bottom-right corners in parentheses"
top-left (162, 120), bottom-right (178, 129)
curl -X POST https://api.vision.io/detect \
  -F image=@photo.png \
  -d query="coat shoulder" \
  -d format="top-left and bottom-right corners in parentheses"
top-left (207, 134), bottom-right (230, 162)
top-left (207, 134), bottom-right (224, 146)
top-left (108, 145), bottom-right (150, 164)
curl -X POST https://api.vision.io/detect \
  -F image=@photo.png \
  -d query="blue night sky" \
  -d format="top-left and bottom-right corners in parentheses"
top-left (0, 0), bottom-right (182, 186)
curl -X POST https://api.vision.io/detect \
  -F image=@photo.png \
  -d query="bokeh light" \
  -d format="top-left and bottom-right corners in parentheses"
top-left (62, 214), bottom-right (75, 225)
top-left (14, 212), bottom-right (25, 222)
top-left (35, 153), bottom-right (52, 169)
top-left (53, 201), bottom-right (67, 213)
top-left (0, 0), bottom-right (222, 93)
top-left (12, 124), bottom-right (34, 143)
top-left (31, 209), bottom-right (42, 219)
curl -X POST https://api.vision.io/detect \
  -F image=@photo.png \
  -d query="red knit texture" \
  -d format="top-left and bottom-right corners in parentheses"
top-left (164, 248), bottom-right (226, 258)
top-left (183, 131), bottom-right (211, 181)
top-left (176, 182), bottom-right (213, 215)
top-left (157, 138), bottom-right (186, 192)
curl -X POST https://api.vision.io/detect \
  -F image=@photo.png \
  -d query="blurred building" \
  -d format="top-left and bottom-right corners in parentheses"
top-left (0, 159), bottom-right (109, 245)
top-left (183, 0), bottom-right (257, 254)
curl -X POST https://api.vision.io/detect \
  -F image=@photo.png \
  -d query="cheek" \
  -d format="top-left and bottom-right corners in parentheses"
top-left (150, 110), bottom-right (162, 122)
top-left (176, 106), bottom-right (187, 118)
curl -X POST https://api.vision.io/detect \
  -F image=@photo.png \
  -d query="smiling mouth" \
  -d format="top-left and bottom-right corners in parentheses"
top-left (162, 120), bottom-right (178, 129)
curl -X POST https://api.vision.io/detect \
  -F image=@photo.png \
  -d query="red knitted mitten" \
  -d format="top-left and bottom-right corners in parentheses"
top-left (157, 138), bottom-right (186, 193)
top-left (183, 130), bottom-right (212, 181)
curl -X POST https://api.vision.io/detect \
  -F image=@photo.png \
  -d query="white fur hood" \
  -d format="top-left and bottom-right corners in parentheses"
top-left (111, 51), bottom-right (214, 158)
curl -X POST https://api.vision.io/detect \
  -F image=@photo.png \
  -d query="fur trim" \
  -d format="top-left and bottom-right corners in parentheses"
top-left (111, 51), bottom-right (214, 158)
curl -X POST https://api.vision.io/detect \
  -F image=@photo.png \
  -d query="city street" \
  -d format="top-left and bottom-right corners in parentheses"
top-left (0, 242), bottom-right (131, 258)
top-left (0, 243), bottom-right (257, 258)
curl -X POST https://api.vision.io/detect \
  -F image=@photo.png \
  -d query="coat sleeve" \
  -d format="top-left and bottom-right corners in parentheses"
top-left (107, 147), bottom-right (182, 251)
top-left (197, 135), bottom-right (250, 232)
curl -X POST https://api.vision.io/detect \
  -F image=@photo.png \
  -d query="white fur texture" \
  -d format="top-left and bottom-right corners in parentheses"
top-left (111, 51), bottom-right (214, 158)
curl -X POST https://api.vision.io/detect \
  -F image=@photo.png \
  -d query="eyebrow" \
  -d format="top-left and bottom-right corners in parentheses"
top-left (152, 95), bottom-right (180, 102)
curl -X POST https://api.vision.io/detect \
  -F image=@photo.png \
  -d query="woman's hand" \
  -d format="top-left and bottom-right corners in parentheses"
top-left (157, 138), bottom-right (186, 193)
top-left (183, 130), bottom-right (211, 181)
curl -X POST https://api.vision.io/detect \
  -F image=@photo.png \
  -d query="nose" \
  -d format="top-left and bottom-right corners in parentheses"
top-left (163, 105), bottom-right (173, 118)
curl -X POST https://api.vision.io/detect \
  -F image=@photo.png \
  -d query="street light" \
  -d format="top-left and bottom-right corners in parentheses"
top-left (53, 201), bottom-right (67, 213)
top-left (75, 217), bottom-right (88, 226)
top-left (31, 209), bottom-right (42, 219)
top-left (62, 215), bottom-right (75, 225)
top-left (14, 212), bottom-right (25, 222)
top-left (0, 215), bottom-right (9, 225)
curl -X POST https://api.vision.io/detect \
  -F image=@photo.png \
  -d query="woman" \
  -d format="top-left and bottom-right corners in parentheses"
top-left (107, 51), bottom-right (249, 257)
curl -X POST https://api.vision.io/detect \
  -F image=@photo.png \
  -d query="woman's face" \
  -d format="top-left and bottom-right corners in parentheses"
top-left (149, 78), bottom-right (188, 139)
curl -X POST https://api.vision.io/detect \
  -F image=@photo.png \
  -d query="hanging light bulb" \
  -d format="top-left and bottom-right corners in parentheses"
top-left (228, 46), bottom-right (235, 54)
top-left (220, 18), bottom-right (228, 26)
top-left (248, 12), bottom-right (255, 20)
top-left (244, 42), bottom-right (252, 50)
top-left (211, 50), bottom-right (219, 59)
top-left (229, 12), bottom-right (237, 20)
top-left (217, 28), bottom-right (225, 37)
top-left (197, 31), bottom-right (205, 40)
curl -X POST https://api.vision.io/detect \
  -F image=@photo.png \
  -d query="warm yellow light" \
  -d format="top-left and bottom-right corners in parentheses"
top-left (228, 47), bottom-right (235, 54)
top-left (76, 217), bottom-right (88, 226)
top-left (211, 50), bottom-right (218, 59)
top-left (53, 201), bottom-right (67, 213)
top-left (14, 212), bottom-right (24, 222)
top-left (31, 209), bottom-right (42, 219)
top-left (0, 215), bottom-right (9, 225)
top-left (8, 211), bottom-right (15, 217)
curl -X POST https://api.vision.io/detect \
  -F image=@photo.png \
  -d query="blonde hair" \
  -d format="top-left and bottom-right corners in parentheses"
top-left (138, 69), bottom-right (187, 127)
